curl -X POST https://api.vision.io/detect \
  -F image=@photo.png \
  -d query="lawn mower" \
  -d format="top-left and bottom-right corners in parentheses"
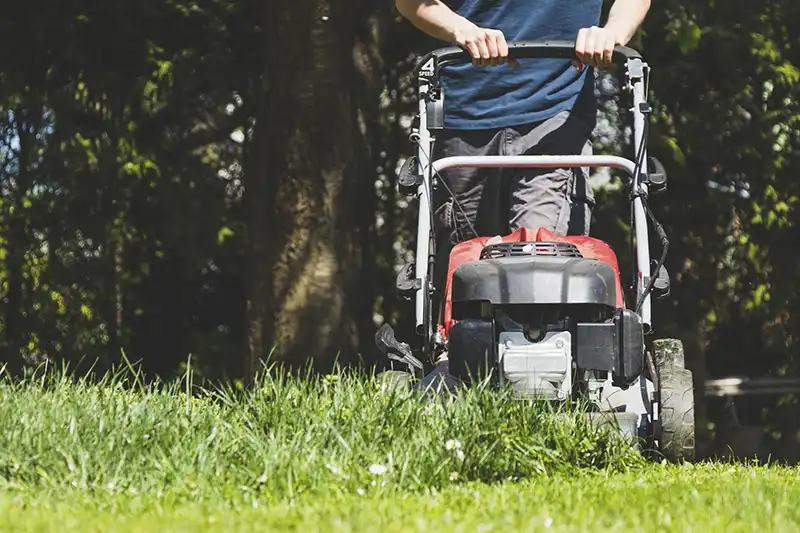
top-left (375, 41), bottom-right (695, 462)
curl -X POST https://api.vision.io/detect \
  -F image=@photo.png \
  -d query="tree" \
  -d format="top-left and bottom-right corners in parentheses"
top-left (244, 0), bottom-right (393, 377)
top-left (637, 0), bottom-right (800, 455)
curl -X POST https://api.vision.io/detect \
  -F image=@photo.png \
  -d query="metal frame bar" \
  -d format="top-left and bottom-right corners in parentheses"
top-left (629, 60), bottom-right (652, 327)
top-left (414, 84), bottom-right (433, 340)
top-left (432, 155), bottom-right (636, 175)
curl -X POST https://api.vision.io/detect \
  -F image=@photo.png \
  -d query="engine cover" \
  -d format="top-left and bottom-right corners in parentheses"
top-left (451, 257), bottom-right (618, 318)
top-left (498, 331), bottom-right (572, 400)
top-left (442, 228), bottom-right (625, 336)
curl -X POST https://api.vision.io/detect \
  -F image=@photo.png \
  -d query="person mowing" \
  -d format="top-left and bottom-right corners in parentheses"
top-left (389, 0), bottom-right (651, 388)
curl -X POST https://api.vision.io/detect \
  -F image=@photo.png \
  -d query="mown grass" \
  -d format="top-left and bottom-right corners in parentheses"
top-left (1, 364), bottom-right (798, 532)
top-left (3, 463), bottom-right (800, 532)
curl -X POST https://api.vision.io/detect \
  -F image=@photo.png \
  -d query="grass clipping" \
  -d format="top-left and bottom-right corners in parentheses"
top-left (0, 365), bottom-right (644, 502)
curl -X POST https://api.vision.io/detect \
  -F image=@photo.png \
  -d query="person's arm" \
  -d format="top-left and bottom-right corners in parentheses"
top-left (574, 0), bottom-right (651, 70)
top-left (394, 0), bottom-right (518, 67)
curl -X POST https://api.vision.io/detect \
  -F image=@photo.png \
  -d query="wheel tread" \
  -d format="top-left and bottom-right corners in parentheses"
top-left (653, 339), bottom-right (696, 462)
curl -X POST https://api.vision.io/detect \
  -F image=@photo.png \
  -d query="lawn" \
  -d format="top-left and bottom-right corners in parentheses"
top-left (0, 366), bottom-right (797, 532)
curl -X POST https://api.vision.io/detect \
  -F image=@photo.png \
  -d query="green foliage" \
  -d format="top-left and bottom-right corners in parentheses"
top-left (633, 1), bottom-right (800, 384)
top-left (0, 0), bottom-right (257, 377)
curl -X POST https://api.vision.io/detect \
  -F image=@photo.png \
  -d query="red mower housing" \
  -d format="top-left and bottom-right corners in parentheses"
top-left (442, 227), bottom-right (625, 336)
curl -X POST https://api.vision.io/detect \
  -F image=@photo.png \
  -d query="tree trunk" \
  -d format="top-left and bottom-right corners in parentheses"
top-left (3, 206), bottom-right (25, 374)
top-left (244, 92), bottom-right (268, 382)
top-left (105, 228), bottom-right (124, 372)
top-left (244, 0), bottom-right (378, 377)
top-left (2, 107), bottom-right (31, 375)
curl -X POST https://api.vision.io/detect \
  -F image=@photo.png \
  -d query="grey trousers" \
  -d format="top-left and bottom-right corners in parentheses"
top-left (432, 110), bottom-right (596, 244)
top-left (431, 110), bottom-right (596, 312)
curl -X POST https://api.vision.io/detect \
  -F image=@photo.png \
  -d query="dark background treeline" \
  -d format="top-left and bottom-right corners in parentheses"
top-left (1, 1), bottom-right (799, 458)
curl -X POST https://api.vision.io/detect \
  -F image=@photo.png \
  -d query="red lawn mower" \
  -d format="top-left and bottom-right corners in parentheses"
top-left (376, 41), bottom-right (695, 462)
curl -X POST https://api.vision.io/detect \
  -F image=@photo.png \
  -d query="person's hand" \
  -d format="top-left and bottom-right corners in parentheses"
top-left (572, 26), bottom-right (622, 71)
top-left (453, 25), bottom-right (520, 67)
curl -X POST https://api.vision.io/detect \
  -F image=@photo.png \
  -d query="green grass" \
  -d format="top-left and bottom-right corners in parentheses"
top-left (3, 464), bottom-right (800, 532)
top-left (0, 365), bottom-right (797, 531)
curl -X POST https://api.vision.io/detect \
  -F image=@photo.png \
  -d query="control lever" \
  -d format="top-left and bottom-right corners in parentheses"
top-left (375, 323), bottom-right (424, 371)
top-left (398, 156), bottom-right (423, 196)
top-left (647, 157), bottom-right (668, 194)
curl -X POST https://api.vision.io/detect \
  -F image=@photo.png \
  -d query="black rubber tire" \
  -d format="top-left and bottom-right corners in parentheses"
top-left (653, 339), bottom-right (696, 462)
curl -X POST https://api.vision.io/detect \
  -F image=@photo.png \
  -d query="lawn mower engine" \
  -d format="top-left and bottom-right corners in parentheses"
top-left (444, 228), bottom-right (646, 411)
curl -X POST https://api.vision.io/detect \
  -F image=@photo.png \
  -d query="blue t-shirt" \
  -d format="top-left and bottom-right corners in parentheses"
top-left (440, 0), bottom-right (602, 130)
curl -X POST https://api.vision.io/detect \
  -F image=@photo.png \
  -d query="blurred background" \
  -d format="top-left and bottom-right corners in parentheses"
top-left (1, 0), bottom-right (799, 460)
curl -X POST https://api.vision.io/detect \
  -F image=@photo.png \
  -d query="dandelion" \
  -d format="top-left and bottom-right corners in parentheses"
top-left (369, 463), bottom-right (387, 475)
top-left (445, 439), bottom-right (462, 450)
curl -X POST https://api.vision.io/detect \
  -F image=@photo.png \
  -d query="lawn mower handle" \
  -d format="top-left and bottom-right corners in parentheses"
top-left (414, 40), bottom-right (642, 77)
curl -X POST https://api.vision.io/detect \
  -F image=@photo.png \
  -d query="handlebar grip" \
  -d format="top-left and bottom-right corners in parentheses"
top-left (415, 40), bottom-right (642, 77)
